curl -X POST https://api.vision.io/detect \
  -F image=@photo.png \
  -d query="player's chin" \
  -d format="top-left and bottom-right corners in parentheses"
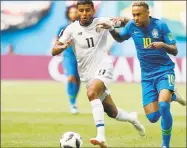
top-left (81, 19), bottom-right (90, 25)
top-left (135, 23), bottom-right (141, 26)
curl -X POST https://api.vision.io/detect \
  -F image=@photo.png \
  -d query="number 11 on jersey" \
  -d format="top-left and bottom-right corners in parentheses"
top-left (86, 37), bottom-right (94, 48)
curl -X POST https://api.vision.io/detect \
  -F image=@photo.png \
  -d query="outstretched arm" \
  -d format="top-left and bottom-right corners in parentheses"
top-left (109, 29), bottom-right (126, 43)
top-left (110, 17), bottom-right (130, 27)
top-left (108, 17), bottom-right (130, 42)
top-left (97, 19), bottom-right (131, 43)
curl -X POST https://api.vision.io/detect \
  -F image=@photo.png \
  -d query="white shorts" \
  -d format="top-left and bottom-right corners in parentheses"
top-left (87, 61), bottom-right (113, 101)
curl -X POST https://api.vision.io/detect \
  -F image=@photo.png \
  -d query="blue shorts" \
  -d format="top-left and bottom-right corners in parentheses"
top-left (141, 72), bottom-right (175, 107)
top-left (62, 54), bottom-right (79, 78)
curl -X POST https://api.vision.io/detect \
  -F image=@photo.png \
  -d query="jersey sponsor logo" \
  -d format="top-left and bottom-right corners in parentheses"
top-left (77, 32), bottom-right (82, 36)
top-left (152, 29), bottom-right (159, 38)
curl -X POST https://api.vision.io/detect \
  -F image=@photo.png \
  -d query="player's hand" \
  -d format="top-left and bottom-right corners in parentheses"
top-left (52, 39), bottom-right (72, 56)
top-left (97, 17), bottom-right (122, 29)
top-left (147, 42), bottom-right (164, 49)
top-left (96, 22), bottom-right (113, 30)
top-left (56, 39), bottom-right (72, 49)
top-left (109, 17), bottom-right (123, 26)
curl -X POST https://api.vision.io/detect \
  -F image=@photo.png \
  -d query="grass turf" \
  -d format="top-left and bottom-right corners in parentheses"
top-left (1, 81), bottom-right (186, 147)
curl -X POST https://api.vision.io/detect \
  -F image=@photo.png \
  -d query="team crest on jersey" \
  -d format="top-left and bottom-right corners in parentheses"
top-left (152, 29), bottom-right (159, 38)
top-left (96, 25), bottom-right (103, 33)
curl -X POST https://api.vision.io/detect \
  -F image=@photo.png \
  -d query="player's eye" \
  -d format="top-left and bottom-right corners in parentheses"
top-left (79, 9), bottom-right (84, 12)
top-left (86, 8), bottom-right (91, 12)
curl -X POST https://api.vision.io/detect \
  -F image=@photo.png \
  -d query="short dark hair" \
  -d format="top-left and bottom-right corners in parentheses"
top-left (66, 5), bottom-right (77, 20)
top-left (77, 0), bottom-right (94, 8)
top-left (132, 1), bottom-right (149, 10)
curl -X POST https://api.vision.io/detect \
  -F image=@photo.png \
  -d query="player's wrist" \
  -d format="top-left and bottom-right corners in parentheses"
top-left (109, 26), bottom-right (115, 32)
top-left (162, 42), bottom-right (166, 48)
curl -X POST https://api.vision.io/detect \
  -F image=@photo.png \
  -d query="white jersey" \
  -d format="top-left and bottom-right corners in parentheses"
top-left (59, 17), bottom-right (115, 83)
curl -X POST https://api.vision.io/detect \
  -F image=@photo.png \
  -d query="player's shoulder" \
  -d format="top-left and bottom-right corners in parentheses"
top-left (58, 21), bottom-right (78, 36)
top-left (70, 20), bottom-right (79, 26)
top-left (124, 19), bottom-right (135, 29)
top-left (58, 24), bottom-right (68, 37)
top-left (58, 23), bottom-right (71, 33)
top-left (128, 19), bottom-right (135, 25)
top-left (64, 21), bottom-right (78, 29)
top-left (151, 17), bottom-right (167, 27)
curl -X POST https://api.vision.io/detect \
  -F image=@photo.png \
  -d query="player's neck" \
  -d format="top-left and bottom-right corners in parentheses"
top-left (70, 20), bottom-right (76, 23)
top-left (143, 17), bottom-right (151, 27)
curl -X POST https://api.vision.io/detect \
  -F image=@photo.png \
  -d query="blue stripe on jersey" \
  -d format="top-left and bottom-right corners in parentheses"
top-left (58, 25), bottom-right (68, 37)
top-left (96, 124), bottom-right (104, 127)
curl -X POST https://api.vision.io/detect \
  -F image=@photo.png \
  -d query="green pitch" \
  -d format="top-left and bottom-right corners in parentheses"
top-left (1, 81), bottom-right (186, 147)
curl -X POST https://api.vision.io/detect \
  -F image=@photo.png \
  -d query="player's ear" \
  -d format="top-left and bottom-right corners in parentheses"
top-left (92, 7), bottom-right (95, 15)
top-left (147, 9), bottom-right (150, 16)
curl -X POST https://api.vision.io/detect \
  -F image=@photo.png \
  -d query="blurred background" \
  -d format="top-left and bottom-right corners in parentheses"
top-left (1, 1), bottom-right (186, 83)
top-left (1, 1), bottom-right (186, 147)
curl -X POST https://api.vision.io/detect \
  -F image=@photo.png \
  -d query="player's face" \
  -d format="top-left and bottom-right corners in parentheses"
top-left (132, 6), bottom-right (149, 26)
top-left (77, 4), bottom-right (95, 26)
top-left (68, 7), bottom-right (78, 22)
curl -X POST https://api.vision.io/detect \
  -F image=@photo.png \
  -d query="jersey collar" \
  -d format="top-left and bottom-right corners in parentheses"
top-left (79, 17), bottom-right (96, 27)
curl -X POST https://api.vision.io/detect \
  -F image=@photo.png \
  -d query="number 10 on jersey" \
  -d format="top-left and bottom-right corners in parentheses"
top-left (86, 37), bottom-right (94, 48)
top-left (143, 38), bottom-right (152, 48)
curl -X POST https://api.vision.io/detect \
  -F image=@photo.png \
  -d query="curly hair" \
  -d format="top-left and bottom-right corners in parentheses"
top-left (132, 1), bottom-right (149, 10)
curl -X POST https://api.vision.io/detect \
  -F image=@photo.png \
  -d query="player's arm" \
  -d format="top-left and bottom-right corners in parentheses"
top-left (109, 29), bottom-right (127, 43)
top-left (51, 25), bottom-right (72, 56)
top-left (109, 17), bottom-right (130, 27)
top-left (52, 40), bottom-right (72, 56)
top-left (162, 43), bottom-right (178, 56)
top-left (147, 42), bottom-right (178, 56)
top-left (97, 19), bottom-right (131, 43)
top-left (147, 22), bottom-right (178, 56)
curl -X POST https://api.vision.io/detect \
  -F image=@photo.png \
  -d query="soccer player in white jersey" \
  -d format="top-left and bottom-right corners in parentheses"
top-left (52, 0), bottom-right (145, 147)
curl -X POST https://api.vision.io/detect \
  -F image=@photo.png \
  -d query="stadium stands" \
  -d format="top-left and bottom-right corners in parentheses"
top-left (1, 1), bottom-right (186, 57)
